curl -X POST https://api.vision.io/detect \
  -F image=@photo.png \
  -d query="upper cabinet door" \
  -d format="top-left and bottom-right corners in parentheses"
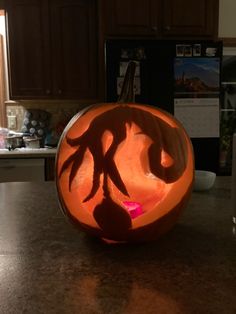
top-left (50, 0), bottom-right (98, 100)
top-left (103, 0), bottom-right (219, 39)
top-left (6, 0), bottom-right (51, 99)
top-left (162, 0), bottom-right (219, 38)
top-left (6, 0), bottom-right (100, 101)
top-left (104, 0), bottom-right (160, 37)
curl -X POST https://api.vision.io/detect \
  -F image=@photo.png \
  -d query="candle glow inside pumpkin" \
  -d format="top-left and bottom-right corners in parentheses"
top-left (56, 102), bottom-right (194, 242)
top-left (123, 201), bottom-right (143, 219)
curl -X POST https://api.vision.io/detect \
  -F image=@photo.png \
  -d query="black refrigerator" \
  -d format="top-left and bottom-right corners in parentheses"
top-left (105, 39), bottom-right (223, 174)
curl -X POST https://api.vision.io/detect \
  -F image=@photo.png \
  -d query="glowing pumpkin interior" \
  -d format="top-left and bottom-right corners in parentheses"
top-left (56, 61), bottom-right (194, 242)
top-left (56, 102), bottom-right (194, 242)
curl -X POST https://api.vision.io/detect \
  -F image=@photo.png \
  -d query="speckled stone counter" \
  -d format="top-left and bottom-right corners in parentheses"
top-left (0, 177), bottom-right (235, 314)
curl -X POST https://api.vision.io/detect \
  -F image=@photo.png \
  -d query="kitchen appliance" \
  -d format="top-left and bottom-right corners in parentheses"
top-left (106, 39), bottom-right (223, 173)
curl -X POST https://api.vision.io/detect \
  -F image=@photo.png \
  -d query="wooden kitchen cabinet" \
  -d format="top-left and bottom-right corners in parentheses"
top-left (162, 0), bottom-right (219, 38)
top-left (5, 0), bottom-right (50, 98)
top-left (49, 0), bottom-right (98, 100)
top-left (103, 0), bottom-right (161, 37)
top-left (102, 0), bottom-right (219, 39)
top-left (5, 0), bottom-right (99, 101)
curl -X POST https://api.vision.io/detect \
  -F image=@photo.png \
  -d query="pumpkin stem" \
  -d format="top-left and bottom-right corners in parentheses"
top-left (117, 61), bottom-right (136, 103)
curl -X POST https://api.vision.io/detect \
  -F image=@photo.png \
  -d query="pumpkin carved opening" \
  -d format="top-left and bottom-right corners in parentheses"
top-left (56, 62), bottom-right (194, 242)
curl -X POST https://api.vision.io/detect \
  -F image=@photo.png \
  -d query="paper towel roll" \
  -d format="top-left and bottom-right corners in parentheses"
top-left (231, 133), bottom-right (236, 224)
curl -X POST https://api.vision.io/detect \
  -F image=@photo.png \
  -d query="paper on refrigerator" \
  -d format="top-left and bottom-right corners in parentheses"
top-left (174, 98), bottom-right (220, 138)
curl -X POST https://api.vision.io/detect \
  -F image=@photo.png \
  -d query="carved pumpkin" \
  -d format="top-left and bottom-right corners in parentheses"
top-left (56, 62), bottom-right (194, 243)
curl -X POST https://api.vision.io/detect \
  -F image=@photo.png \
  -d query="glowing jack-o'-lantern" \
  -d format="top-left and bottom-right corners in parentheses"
top-left (56, 62), bottom-right (194, 243)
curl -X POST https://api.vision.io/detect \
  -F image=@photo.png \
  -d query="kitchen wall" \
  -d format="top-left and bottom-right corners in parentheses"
top-left (218, 0), bottom-right (236, 38)
top-left (0, 11), bottom-right (7, 127)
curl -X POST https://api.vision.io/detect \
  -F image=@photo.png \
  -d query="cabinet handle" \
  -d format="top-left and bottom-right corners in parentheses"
top-left (45, 89), bottom-right (51, 95)
top-left (164, 26), bottom-right (171, 31)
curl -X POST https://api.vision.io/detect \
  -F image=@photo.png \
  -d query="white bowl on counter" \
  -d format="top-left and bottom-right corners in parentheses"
top-left (193, 170), bottom-right (216, 191)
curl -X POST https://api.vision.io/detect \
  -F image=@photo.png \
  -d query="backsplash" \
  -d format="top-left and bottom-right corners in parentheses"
top-left (5, 100), bottom-right (89, 146)
top-left (6, 103), bottom-right (24, 130)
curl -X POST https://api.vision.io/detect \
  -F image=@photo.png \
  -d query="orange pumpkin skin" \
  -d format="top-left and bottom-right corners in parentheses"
top-left (56, 102), bottom-right (194, 243)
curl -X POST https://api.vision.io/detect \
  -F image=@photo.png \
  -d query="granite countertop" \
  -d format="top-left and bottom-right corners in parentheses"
top-left (0, 147), bottom-right (57, 158)
top-left (0, 177), bottom-right (235, 314)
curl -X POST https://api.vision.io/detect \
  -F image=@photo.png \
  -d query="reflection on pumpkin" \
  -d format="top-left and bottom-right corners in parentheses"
top-left (56, 103), bottom-right (194, 243)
